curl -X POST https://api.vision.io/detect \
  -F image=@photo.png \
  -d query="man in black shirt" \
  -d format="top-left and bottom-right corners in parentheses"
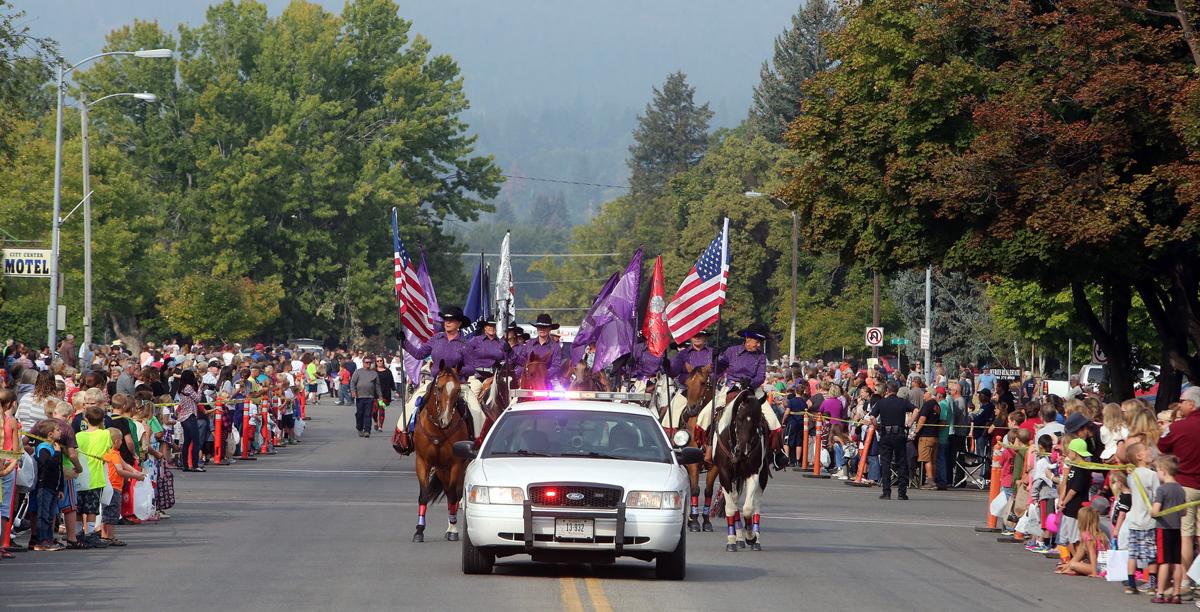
top-left (870, 381), bottom-right (917, 500)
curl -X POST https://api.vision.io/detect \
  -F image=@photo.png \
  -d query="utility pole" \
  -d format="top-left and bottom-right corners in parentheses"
top-left (924, 266), bottom-right (932, 378)
top-left (789, 211), bottom-right (797, 365)
top-left (872, 271), bottom-right (880, 358)
top-left (80, 96), bottom-right (92, 349)
top-left (48, 62), bottom-right (65, 352)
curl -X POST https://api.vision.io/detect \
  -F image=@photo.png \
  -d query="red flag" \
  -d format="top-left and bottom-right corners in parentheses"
top-left (643, 255), bottom-right (669, 357)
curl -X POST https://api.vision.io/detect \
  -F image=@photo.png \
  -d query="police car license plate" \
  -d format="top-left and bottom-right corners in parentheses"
top-left (555, 518), bottom-right (593, 539)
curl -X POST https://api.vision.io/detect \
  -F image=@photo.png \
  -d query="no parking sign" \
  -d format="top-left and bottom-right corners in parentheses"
top-left (865, 327), bottom-right (884, 347)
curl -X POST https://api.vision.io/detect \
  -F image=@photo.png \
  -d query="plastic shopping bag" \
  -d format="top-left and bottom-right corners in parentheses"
top-left (229, 425), bottom-right (241, 448)
top-left (1016, 507), bottom-right (1039, 536)
top-left (15, 452), bottom-right (35, 489)
top-left (989, 489), bottom-right (1009, 518)
top-left (73, 455), bottom-right (91, 491)
top-left (1107, 549), bottom-right (1130, 582)
top-left (100, 478), bottom-right (114, 506)
top-left (132, 478), bottom-right (154, 520)
top-left (293, 416), bottom-right (305, 438)
top-left (1189, 554), bottom-right (1200, 585)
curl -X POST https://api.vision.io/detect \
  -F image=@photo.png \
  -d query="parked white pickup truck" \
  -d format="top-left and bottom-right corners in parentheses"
top-left (1042, 364), bottom-right (1159, 398)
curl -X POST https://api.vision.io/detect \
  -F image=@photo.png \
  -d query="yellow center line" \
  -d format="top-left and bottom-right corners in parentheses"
top-left (584, 577), bottom-right (613, 612)
top-left (559, 577), bottom-right (585, 612)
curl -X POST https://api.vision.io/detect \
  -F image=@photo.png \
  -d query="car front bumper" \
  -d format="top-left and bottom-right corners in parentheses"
top-left (465, 500), bottom-right (682, 557)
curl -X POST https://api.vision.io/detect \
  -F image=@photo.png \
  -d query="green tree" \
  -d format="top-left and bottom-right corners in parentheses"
top-left (889, 269), bottom-right (1004, 370)
top-left (748, 0), bottom-right (841, 143)
top-left (70, 0), bottom-right (499, 343)
top-left (627, 71), bottom-right (713, 198)
top-left (0, 1), bottom-right (55, 160)
top-left (159, 274), bottom-right (283, 341)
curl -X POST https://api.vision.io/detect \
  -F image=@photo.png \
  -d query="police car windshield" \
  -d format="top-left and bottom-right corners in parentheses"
top-left (483, 410), bottom-right (671, 463)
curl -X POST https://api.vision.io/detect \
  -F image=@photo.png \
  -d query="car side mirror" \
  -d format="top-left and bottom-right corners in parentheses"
top-left (675, 446), bottom-right (704, 465)
top-left (452, 440), bottom-right (477, 460)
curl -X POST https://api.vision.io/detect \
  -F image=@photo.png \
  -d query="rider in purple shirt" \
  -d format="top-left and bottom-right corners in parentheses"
top-left (669, 330), bottom-right (713, 387)
top-left (626, 337), bottom-right (665, 381)
top-left (515, 314), bottom-right (566, 385)
top-left (717, 344), bottom-right (766, 389)
top-left (399, 306), bottom-right (486, 440)
top-left (464, 319), bottom-right (508, 377)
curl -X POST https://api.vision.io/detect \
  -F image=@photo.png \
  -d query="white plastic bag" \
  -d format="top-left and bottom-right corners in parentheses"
top-left (989, 489), bottom-right (1010, 518)
top-left (73, 454), bottom-right (91, 491)
top-left (1016, 508), bottom-right (1039, 536)
top-left (132, 478), bottom-right (154, 520)
top-left (15, 451), bottom-right (35, 489)
top-left (293, 417), bottom-right (305, 438)
top-left (229, 425), bottom-right (241, 448)
top-left (1189, 553), bottom-right (1200, 585)
top-left (1107, 549), bottom-right (1130, 582)
top-left (100, 478), bottom-right (114, 506)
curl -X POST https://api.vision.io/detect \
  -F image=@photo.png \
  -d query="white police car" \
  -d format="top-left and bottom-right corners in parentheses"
top-left (454, 390), bottom-right (703, 580)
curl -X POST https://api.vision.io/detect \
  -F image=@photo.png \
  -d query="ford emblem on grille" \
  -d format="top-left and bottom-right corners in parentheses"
top-left (566, 492), bottom-right (585, 501)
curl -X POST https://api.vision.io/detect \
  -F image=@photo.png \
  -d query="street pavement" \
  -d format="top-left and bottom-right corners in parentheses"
top-left (0, 402), bottom-right (1148, 611)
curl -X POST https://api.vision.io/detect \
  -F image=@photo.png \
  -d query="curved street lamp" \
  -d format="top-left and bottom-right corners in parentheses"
top-left (47, 48), bottom-right (171, 352)
top-left (79, 91), bottom-right (160, 350)
top-left (745, 191), bottom-right (798, 366)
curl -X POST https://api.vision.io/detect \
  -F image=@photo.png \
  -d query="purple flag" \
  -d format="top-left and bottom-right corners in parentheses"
top-left (404, 252), bottom-right (441, 382)
top-left (592, 247), bottom-right (642, 372)
top-left (570, 272), bottom-right (620, 366)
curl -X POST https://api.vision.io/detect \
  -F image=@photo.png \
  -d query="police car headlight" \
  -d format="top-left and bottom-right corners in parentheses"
top-left (626, 491), bottom-right (682, 510)
top-left (469, 486), bottom-right (525, 505)
top-left (671, 429), bottom-right (691, 447)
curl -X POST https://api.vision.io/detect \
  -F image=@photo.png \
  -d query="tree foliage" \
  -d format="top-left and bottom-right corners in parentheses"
top-left (0, 0), bottom-right (499, 345)
top-left (158, 274), bottom-right (283, 341)
top-left (748, 0), bottom-right (841, 143)
top-left (626, 71), bottom-right (713, 198)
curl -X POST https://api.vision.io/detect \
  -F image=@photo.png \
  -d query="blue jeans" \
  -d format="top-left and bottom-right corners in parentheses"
top-left (868, 455), bottom-right (881, 481)
top-left (833, 444), bottom-right (846, 470)
top-left (35, 488), bottom-right (57, 545)
top-left (339, 383), bottom-right (351, 405)
top-left (935, 442), bottom-right (950, 487)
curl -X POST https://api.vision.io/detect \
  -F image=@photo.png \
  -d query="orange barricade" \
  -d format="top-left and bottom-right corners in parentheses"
top-left (853, 425), bottom-right (875, 483)
top-left (241, 399), bottom-right (257, 461)
top-left (976, 441), bottom-right (1003, 532)
top-left (812, 415), bottom-right (823, 476)
top-left (800, 413), bottom-right (810, 470)
top-left (212, 400), bottom-right (224, 465)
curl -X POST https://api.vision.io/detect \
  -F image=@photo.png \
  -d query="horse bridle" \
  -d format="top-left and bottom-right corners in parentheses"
top-left (418, 378), bottom-right (466, 446)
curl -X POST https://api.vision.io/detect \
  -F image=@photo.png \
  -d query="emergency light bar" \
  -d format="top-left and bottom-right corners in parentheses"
top-left (511, 389), bottom-right (652, 402)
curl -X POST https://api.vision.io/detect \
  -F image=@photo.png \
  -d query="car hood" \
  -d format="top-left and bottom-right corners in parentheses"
top-left (476, 457), bottom-right (682, 491)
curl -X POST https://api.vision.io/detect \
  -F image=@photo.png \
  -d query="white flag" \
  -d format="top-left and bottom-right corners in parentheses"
top-left (495, 231), bottom-right (515, 336)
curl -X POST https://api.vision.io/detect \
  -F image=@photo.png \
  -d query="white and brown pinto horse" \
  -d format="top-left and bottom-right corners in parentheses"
top-left (712, 388), bottom-right (771, 552)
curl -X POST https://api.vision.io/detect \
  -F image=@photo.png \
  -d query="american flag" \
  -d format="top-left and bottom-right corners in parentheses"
top-left (665, 218), bottom-right (729, 342)
top-left (392, 208), bottom-right (435, 341)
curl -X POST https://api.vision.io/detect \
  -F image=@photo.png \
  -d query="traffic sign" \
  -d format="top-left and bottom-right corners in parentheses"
top-left (890, 337), bottom-right (909, 345)
top-left (865, 327), bottom-right (884, 347)
top-left (920, 327), bottom-right (930, 350)
top-left (1092, 342), bottom-right (1107, 365)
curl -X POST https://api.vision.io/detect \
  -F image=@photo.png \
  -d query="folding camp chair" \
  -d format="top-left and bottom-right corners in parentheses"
top-left (954, 449), bottom-right (989, 490)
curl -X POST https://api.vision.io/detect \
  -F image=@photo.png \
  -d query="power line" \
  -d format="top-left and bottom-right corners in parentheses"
top-left (515, 307), bottom-right (592, 311)
top-left (500, 174), bottom-right (629, 190)
top-left (448, 252), bottom-right (618, 258)
top-left (513, 277), bottom-right (610, 285)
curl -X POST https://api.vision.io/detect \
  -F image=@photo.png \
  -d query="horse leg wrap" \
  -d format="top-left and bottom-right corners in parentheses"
top-left (734, 511), bottom-right (742, 529)
top-left (447, 502), bottom-right (458, 525)
top-left (690, 496), bottom-right (699, 516)
top-left (703, 495), bottom-right (712, 515)
top-left (752, 513), bottom-right (761, 534)
top-left (726, 516), bottom-right (737, 536)
top-left (418, 504), bottom-right (427, 527)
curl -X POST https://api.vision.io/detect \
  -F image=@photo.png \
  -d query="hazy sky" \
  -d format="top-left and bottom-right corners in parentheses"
top-left (15, 0), bottom-right (800, 122)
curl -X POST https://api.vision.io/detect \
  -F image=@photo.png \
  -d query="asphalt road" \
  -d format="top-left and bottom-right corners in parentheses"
top-left (0, 401), bottom-right (1151, 611)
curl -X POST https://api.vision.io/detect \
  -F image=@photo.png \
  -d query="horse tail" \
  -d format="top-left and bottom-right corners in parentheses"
top-left (424, 467), bottom-right (447, 505)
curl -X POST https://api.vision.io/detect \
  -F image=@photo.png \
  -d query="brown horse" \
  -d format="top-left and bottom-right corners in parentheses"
top-left (517, 352), bottom-right (549, 395)
top-left (412, 364), bottom-right (470, 543)
top-left (569, 360), bottom-right (611, 392)
top-left (681, 365), bottom-right (720, 532)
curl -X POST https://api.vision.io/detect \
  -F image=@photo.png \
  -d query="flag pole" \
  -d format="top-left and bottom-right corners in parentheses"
top-left (709, 217), bottom-right (730, 423)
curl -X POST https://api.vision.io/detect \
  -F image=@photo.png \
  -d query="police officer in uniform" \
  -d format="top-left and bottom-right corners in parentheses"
top-left (870, 381), bottom-right (917, 500)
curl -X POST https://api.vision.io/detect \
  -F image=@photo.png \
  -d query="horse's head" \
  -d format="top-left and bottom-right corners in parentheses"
top-left (569, 360), bottom-right (610, 391)
top-left (684, 365), bottom-right (713, 411)
top-left (727, 390), bottom-right (766, 462)
top-left (520, 352), bottom-right (548, 390)
top-left (431, 361), bottom-right (461, 427)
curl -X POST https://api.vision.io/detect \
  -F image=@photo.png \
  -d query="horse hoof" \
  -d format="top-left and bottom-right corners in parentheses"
top-left (687, 521), bottom-right (701, 532)
top-left (725, 543), bottom-right (738, 552)
top-left (412, 533), bottom-right (424, 543)
top-left (750, 541), bottom-right (762, 551)
top-left (702, 522), bottom-right (713, 532)
top-left (446, 532), bottom-right (460, 541)
top-left (737, 540), bottom-right (746, 549)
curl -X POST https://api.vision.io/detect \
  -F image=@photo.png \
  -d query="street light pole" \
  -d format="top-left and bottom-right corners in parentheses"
top-left (80, 92), bottom-right (157, 350)
top-left (45, 48), bottom-right (171, 354)
top-left (745, 191), bottom-right (797, 364)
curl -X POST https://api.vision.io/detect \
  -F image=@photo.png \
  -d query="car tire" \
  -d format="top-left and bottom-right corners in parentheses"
top-left (461, 518), bottom-right (495, 575)
top-left (655, 523), bottom-right (686, 580)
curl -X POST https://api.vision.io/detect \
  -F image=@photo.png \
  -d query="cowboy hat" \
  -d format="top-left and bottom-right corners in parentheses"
top-left (531, 313), bottom-right (559, 330)
top-left (439, 306), bottom-right (470, 324)
top-left (738, 323), bottom-right (771, 341)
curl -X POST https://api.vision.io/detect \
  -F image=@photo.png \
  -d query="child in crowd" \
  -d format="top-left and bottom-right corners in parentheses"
top-left (0, 388), bottom-right (17, 558)
top-left (101, 417), bottom-right (145, 547)
top-left (75, 405), bottom-right (113, 548)
top-left (1124, 441), bottom-right (1161, 595)
top-left (1056, 505), bottom-right (1108, 576)
top-left (1111, 475), bottom-right (1131, 550)
top-left (1028, 434), bottom-right (1058, 553)
top-left (1152, 455), bottom-right (1186, 604)
top-left (30, 420), bottom-right (64, 551)
top-left (47, 399), bottom-right (83, 549)
top-left (1100, 402), bottom-right (1128, 463)
top-left (1058, 438), bottom-right (1093, 561)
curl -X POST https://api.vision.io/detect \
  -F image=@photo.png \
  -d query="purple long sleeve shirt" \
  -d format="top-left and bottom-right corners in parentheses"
top-left (717, 345), bottom-right (766, 388)
top-left (626, 341), bottom-right (664, 380)
top-left (464, 335), bottom-right (508, 376)
top-left (404, 332), bottom-right (469, 377)
top-left (516, 338), bottom-right (565, 384)
top-left (670, 345), bottom-right (713, 388)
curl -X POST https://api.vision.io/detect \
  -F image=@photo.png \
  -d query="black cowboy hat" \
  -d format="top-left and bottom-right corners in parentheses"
top-left (738, 323), bottom-right (771, 341)
top-left (531, 313), bottom-right (559, 330)
top-left (482, 315), bottom-right (497, 326)
top-left (439, 306), bottom-right (470, 324)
